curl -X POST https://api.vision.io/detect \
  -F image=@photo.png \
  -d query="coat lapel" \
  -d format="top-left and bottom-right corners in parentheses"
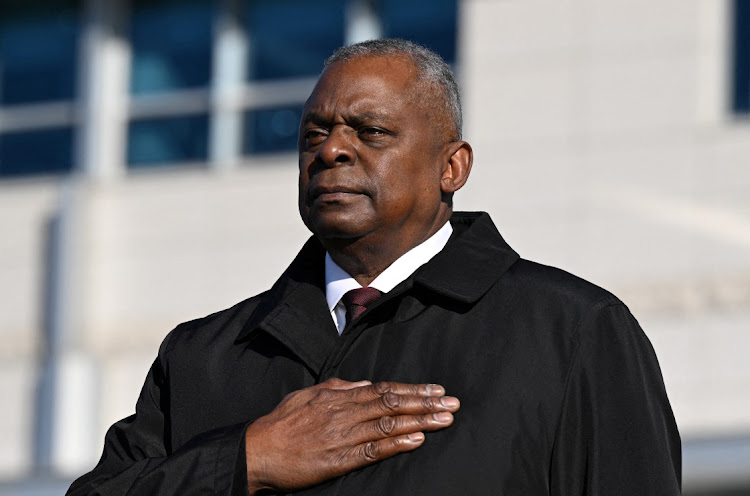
top-left (235, 237), bottom-right (338, 376)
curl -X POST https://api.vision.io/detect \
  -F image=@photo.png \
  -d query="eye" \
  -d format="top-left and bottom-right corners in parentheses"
top-left (303, 128), bottom-right (328, 147)
top-left (359, 127), bottom-right (387, 140)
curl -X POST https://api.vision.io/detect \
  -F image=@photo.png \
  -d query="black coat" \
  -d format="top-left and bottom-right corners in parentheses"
top-left (68, 212), bottom-right (681, 495)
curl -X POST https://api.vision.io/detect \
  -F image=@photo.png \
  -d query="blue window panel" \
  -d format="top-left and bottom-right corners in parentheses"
top-left (380, 0), bottom-right (458, 64)
top-left (733, 0), bottom-right (750, 113)
top-left (245, 0), bottom-right (345, 80)
top-left (130, 0), bottom-right (214, 94)
top-left (128, 115), bottom-right (209, 167)
top-left (0, 2), bottom-right (80, 105)
top-left (0, 128), bottom-right (73, 177)
top-left (244, 105), bottom-right (303, 154)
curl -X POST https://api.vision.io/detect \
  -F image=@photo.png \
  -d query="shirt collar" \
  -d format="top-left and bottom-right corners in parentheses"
top-left (325, 221), bottom-right (454, 312)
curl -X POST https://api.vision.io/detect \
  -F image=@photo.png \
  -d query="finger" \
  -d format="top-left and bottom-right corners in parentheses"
top-left (363, 392), bottom-right (460, 419)
top-left (347, 381), bottom-right (447, 403)
top-left (345, 432), bottom-right (426, 469)
top-left (349, 411), bottom-right (455, 445)
top-left (313, 378), bottom-right (373, 391)
top-left (372, 381), bottom-right (447, 397)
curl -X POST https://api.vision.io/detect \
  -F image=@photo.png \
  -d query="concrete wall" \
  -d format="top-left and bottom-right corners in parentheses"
top-left (0, 179), bottom-right (59, 476)
top-left (460, 0), bottom-right (750, 439)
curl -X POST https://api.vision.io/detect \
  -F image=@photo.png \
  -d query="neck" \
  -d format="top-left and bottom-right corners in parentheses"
top-left (322, 211), bottom-right (452, 286)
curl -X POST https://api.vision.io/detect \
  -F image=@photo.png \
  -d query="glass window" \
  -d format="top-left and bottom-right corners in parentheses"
top-left (128, 115), bottom-right (209, 166)
top-left (733, 0), bottom-right (750, 113)
top-left (130, 0), bottom-right (214, 94)
top-left (240, 0), bottom-right (459, 157)
top-left (0, 128), bottom-right (74, 177)
top-left (379, 0), bottom-right (458, 64)
top-left (245, 0), bottom-right (345, 80)
top-left (244, 105), bottom-right (303, 155)
top-left (0, 1), bottom-right (80, 105)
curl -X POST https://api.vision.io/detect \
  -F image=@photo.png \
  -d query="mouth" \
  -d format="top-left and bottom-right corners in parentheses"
top-left (309, 185), bottom-right (365, 204)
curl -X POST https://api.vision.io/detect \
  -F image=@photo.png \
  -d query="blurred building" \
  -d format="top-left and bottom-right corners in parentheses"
top-left (0, 0), bottom-right (748, 494)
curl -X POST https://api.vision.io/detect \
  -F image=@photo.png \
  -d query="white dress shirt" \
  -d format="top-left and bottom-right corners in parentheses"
top-left (325, 222), bottom-right (453, 334)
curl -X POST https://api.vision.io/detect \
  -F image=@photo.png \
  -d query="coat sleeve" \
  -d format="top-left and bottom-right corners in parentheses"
top-left (66, 333), bottom-right (251, 496)
top-left (549, 301), bottom-right (682, 495)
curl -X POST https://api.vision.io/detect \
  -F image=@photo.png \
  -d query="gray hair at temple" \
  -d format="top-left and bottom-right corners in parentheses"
top-left (325, 38), bottom-right (463, 141)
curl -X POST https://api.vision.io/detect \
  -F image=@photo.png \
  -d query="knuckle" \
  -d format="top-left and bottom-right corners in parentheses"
top-left (373, 381), bottom-right (392, 395)
top-left (414, 414), bottom-right (431, 428)
top-left (281, 390), bottom-right (298, 403)
top-left (278, 388), bottom-right (305, 409)
top-left (376, 415), bottom-right (396, 436)
top-left (422, 396), bottom-right (437, 410)
top-left (381, 392), bottom-right (401, 411)
top-left (312, 388), bottom-right (337, 404)
top-left (362, 441), bottom-right (379, 461)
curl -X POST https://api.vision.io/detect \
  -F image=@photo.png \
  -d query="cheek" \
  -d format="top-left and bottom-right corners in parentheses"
top-left (297, 169), bottom-right (310, 217)
top-left (297, 157), bottom-right (314, 194)
top-left (371, 178), bottom-right (415, 216)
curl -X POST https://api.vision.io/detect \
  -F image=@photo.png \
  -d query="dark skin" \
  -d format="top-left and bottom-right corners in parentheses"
top-left (244, 55), bottom-right (473, 494)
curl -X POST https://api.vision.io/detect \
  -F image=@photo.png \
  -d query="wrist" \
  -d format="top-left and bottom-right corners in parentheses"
top-left (244, 423), bottom-right (271, 494)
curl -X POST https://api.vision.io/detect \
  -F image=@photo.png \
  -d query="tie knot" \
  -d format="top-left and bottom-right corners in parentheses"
top-left (341, 287), bottom-right (382, 327)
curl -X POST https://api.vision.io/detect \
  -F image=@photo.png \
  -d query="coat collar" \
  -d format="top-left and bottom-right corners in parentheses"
top-left (414, 211), bottom-right (519, 302)
top-left (234, 211), bottom-right (519, 373)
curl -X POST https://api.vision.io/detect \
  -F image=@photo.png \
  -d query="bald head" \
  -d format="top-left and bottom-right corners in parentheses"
top-left (325, 39), bottom-right (462, 143)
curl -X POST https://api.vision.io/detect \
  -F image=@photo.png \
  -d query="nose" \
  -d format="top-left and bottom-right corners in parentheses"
top-left (317, 127), bottom-right (354, 167)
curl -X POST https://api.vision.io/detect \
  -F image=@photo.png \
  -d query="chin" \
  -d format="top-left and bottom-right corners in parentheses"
top-left (304, 213), bottom-right (372, 241)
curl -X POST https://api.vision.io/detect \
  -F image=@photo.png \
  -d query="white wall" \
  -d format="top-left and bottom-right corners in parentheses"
top-left (460, 0), bottom-right (750, 439)
top-left (0, 179), bottom-right (59, 476)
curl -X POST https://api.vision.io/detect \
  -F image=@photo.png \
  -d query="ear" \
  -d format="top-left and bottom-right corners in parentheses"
top-left (440, 141), bottom-right (473, 195)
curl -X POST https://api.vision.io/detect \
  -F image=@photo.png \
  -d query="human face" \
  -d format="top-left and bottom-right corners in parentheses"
top-left (298, 56), bottom-right (451, 253)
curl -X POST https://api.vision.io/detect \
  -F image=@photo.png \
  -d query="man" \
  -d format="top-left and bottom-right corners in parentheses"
top-left (69, 39), bottom-right (681, 495)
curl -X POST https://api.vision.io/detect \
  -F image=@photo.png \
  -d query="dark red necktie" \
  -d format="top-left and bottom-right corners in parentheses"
top-left (341, 287), bottom-right (382, 327)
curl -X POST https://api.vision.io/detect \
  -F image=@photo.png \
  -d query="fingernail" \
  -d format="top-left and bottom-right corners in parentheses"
top-left (408, 432), bottom-right (425, 442)
top-left (440, 396), bottom-right (459, 408)
top-left (426, 384), bottom-right (444, 396)
top-left (433, 412), bottom-right (453, 423)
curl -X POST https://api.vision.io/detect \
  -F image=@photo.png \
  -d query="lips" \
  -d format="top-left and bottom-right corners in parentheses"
top-left (308, 184), bottom-right (365, 204)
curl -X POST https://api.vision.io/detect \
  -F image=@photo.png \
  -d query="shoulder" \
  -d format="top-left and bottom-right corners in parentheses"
top-left (504, 258), bottom-right (621, 310)
top-left (158, 290), bottom-right (270, 358)
top-left (490, 258), bottom-right (640, 349)
top-left (501, 260), bottom-right (661, 381)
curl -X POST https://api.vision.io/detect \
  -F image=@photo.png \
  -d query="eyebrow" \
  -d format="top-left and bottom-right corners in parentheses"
top-left (350, 110), bottom-right (392, 123)
top-left (301, 110), bottom-right (393, 127)
top-left (301, 112), bottom-right (327, 126)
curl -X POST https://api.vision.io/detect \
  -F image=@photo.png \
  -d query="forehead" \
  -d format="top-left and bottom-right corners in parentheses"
top-left (304, 56), bottom-right (423, 118)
